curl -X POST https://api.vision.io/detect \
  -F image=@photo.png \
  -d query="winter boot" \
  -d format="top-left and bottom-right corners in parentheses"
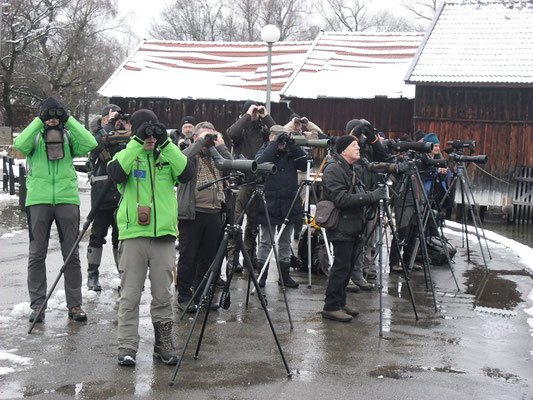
top-left (87, 246), bottom-right (103, 291)
top-left (153, 321), bottom-right (179, 365)
top-left (279, 262), bottom-right (299, 289)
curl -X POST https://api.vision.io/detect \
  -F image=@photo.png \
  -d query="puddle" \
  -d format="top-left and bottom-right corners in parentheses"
top-left (464, 267), bottom-right (523, 310)
top-left (370, 364), bottom-right (467, 380)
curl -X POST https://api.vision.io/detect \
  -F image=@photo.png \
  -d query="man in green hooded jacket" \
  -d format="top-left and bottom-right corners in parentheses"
top-left (14, 96), bottom-right (97, 323)
top-left (107, 109), bottom-right (193, 367)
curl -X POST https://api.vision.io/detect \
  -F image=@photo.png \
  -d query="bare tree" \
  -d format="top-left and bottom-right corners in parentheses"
top-left (315, 0), bottom-right (376, 32)
top-left (371, 9), bottom-right (426, 32)
top-left (402, 0), bottom-right (440, 22)
top-left (150, 0), bottom-right (226, 41)
top-left (259, 0), bottom-right (306, 40)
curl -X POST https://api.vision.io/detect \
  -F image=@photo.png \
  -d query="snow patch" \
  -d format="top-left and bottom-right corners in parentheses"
top-left (0, 367), bottom-right (16, 375)
top-left (443, 221), bottom-right (533, 273)
top-left (0, 350), bottom-right (33, 366)
top-left (1, 229), bottom-right (25, 239)
top-left (0, 193), bottom-right (18, 204)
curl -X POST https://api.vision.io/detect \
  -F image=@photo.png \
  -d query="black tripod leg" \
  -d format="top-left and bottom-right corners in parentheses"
top-left (169, 234), bottom-right (228, 386)
top-left (241, 239), bottom-right (292, 377)
top-left (258, 191), bottom-right (294, 330)
top-left (384, 204), bottom-right (419, 320)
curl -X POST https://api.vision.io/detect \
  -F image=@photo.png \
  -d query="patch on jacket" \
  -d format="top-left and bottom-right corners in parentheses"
top-left (134, 169), bottom-right (146, 179)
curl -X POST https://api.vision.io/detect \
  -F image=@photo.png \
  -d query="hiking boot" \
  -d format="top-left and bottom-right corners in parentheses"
top-left (353, 278), bottom-right (374, 291)
top-left (178, 300), bottom-right (197, 314)
top-left (364, 268), bottom-right (378, 280)
top-left (342, 305), bottom-right (360, 317)
top-left (322, 309), bottom-right (352, 322)
top-left (68, 306), bottom-right (87, 322)
top-left (390, 265), bottom-right (403, 274)
top-left (153, 321), bottom-right (179, 365)
top-left (279, 262), bottom-right (299, 289)
top-left (346, 282), bottom-right (361, 293)
top-left (29, 309), bottom-right (45, 323)
top-left (118, 347), bottom-right (136, 366)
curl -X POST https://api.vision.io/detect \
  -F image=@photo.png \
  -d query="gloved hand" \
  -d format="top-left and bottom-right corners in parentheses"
top-left (369, 186), bottom-right (388, 203)
top-left (153, 123), bottom-right (168, 147)
top-left (58, 108), bottom-right (69, 124)
top-left (39, 106), bottom-right (68, 124)
top-left (396, 161), bottom-right (409, 174)
top-left (135, 122), bottom-right (151, 141)
top-left (360, 119), bottom-right (377, 143)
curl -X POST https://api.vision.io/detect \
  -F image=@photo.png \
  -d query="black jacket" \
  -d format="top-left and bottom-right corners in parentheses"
top-left (226, 114), bottom-right (275, 160)
top-left (321, 154), bottom-right (377, 242)
top-left (255, 142), bottom-right (307, 226)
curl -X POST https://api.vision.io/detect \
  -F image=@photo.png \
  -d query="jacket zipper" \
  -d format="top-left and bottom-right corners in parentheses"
top-left (147, 155), bottom-right (157, 236)
top-left (52, 160), bottom-right (56, 205)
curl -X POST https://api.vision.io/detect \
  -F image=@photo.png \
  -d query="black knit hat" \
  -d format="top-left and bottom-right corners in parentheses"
top-left (241, 100), bottom-right (259, 115)
top-left (101, 104), bottom-right (122, 117)
top-left (336, 135), bottom-right (357, 154)
top-left (345, 119), bottom-right (364, 136)
top-left (180, 116), bottom-right (196, 127)
top-left (39, 97), bottom-right (63, 116)
top-left (130, 109), bottom-right (158, 136)
top-left (414, 129), bottom-right (425, 142)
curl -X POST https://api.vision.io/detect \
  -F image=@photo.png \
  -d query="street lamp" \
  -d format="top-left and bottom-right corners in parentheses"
top-left (261, 24), bottom-right (280, 114)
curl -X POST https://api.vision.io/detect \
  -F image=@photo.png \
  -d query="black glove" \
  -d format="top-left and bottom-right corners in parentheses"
top-left (396, 161), bottom-right (409, 174)
top-left (360, 119), bottom-right (377, 143)
top-left (135, 122), bottom-right (151, 141)
top-left (154, 123), bottom-right (168, 147)
top-left (369, 186), bottom-right (388, 203)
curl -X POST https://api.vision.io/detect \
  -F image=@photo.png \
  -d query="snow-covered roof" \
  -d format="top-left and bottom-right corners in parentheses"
top-left (281, 31), bottom-right (424, 99)
top-left (98, 40), bottom-right (311, 102)
top-left (405, 0), bottom-right (533, 85)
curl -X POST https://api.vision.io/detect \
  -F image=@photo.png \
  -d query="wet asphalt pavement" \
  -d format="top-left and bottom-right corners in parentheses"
top-left (0, 181), bottom-right (532, 399)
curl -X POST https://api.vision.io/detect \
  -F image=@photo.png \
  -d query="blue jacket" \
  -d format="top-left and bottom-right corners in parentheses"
top-left (254, 141), bottom-right (307, 226)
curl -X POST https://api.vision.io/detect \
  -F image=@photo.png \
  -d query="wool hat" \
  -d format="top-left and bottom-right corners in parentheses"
top-left (130, 109), bottom-right (158, 136)
top-left (336, 135), bottom-right (357, 154)
top-left (39, 97), bottom-right (63, 116)
top-left (345, 119), bottom-right (364, 136)
top-left (180, 115), bottom-right (196, 127)
top-left (424, 133), bottom-right (440, 144)
top-left (414, 129), bottom-right (425, 142)
top-left (270, 125), bottom-right (289, 136)
top-left (241, 100), bottom-right (259, 115)
top-left (101, 104), bottom-right (121, 117)
top-left (289, 113), bottom-right (300, 122)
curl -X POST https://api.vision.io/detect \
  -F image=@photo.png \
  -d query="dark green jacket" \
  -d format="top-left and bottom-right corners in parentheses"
top-left (13, 117), bottom-right (97, 206)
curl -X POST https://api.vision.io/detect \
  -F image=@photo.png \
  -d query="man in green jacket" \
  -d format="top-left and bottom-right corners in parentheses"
top-left (14, 96), bottom-right (97, 323)
top-left (107, 109), bottom-right (193, 367)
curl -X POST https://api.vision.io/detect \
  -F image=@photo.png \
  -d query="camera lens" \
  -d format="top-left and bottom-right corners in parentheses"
top-left (145, 126), bottom-right (154, 136)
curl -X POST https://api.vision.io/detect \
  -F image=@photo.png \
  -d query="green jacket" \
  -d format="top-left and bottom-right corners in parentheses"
top-left (107, 137), bottom-right (188, 240)
top-left (13, 117), bottom-right (97, 207)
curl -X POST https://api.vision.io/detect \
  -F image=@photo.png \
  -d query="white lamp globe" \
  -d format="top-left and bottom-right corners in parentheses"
top-left (261, 24), bottom-right (281, 43)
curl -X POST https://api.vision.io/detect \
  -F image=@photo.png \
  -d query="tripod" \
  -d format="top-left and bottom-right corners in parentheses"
top-left (255, 152), bottom-right (333, 290)
top-left (440, 161), bottom-right (491, 272)
top-left (169, 177), bottom-right (293, 385)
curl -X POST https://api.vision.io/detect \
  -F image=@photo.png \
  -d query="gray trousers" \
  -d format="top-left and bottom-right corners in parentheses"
top-left (257, 224), bottom-right (293, 266)
top-left (117, 237), bottom-right (175, 351)
top-left (27, 204), bottom-right (82, 310)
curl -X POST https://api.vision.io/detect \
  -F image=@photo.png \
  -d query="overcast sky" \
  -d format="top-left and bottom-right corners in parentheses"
top-left (116, 0), bottom-right (418, 42)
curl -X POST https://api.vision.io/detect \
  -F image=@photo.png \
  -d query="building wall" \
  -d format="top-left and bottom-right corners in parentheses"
top-left (414, 86), bottom-right (533, 208)
top-left (110, 96), bottom-right (415, 138)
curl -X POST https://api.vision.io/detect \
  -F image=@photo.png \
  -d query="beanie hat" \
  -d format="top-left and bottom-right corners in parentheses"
top-left (39, 97), bottom-right (63, 116)
top-left (424, 133), bottom-right (440, 144)
top-left (270, 125), bottom-right (289, 136)
top-left (414, 129), bottom-right (425, 142)
top-left (345, 119), bottom-right (364, 136)
top-left (400, 134), bottom-right (412, 142)
top-left (336, 135), bottom-right (357, 154)
top-left (130, 109), bottom-right (158, 136)
top-left (180, 115), bottom-right (196, 127)
top-left (101, 104), bottom-right (122, 117)
top-left (241, 100), bottom-right (259, 115)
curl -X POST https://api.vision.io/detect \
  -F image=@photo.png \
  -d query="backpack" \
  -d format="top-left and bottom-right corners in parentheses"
top-left (425, 235), bottom-right (457, 265)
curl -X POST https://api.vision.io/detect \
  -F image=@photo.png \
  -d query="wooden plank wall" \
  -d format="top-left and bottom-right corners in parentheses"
top-left (414, 86), bottom-right (533, 208)
top-left (110, 97), bottom-right (415, 139)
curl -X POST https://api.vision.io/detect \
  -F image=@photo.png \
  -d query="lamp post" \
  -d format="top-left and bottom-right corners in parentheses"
top-left (261, 25), bottom-right (280, 114)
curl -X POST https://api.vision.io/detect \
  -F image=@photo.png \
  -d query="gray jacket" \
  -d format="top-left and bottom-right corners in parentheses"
top-left (177, 138), bottom-right (232, 220)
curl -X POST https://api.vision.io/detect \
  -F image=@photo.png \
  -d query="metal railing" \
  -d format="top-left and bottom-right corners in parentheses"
top-left (2, 155), bottom-right (26, 211)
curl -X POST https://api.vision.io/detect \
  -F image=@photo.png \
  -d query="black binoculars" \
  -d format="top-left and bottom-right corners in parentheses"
top-left (48, 108), bottom-right (64, 118)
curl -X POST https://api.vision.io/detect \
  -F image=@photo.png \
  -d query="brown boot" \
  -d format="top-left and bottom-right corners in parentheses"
top-left (322, 309), bottom-right (352, 322)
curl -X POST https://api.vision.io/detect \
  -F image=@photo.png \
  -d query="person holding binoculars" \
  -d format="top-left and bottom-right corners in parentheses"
top-left (107, 109), bottom-right (193, 367)
top-left (14, 96), bottom-right (97, 324)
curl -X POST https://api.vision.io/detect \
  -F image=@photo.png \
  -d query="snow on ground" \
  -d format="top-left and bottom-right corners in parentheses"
top-left (526, 290), bottom-right (533, 356)
top-left (0, 193), bottom-right (19, 204)
top-left (444, 220), bottom-right (533, 274)
top-left (0, 349), bottom-right (33, 376)
top-left (1, 229), bottom-right (25, 239)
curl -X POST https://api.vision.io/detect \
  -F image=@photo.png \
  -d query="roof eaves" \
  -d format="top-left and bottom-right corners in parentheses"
top-left (404, 1), bottom-right (446, 84)
top-left (98, 39), bottom-right (146, 97)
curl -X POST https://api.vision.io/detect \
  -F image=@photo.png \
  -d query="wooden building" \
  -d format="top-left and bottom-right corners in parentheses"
top-left (405, 0), bottom-right (533, 220)
top-left (99, 33), bottom-right (423, 137)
